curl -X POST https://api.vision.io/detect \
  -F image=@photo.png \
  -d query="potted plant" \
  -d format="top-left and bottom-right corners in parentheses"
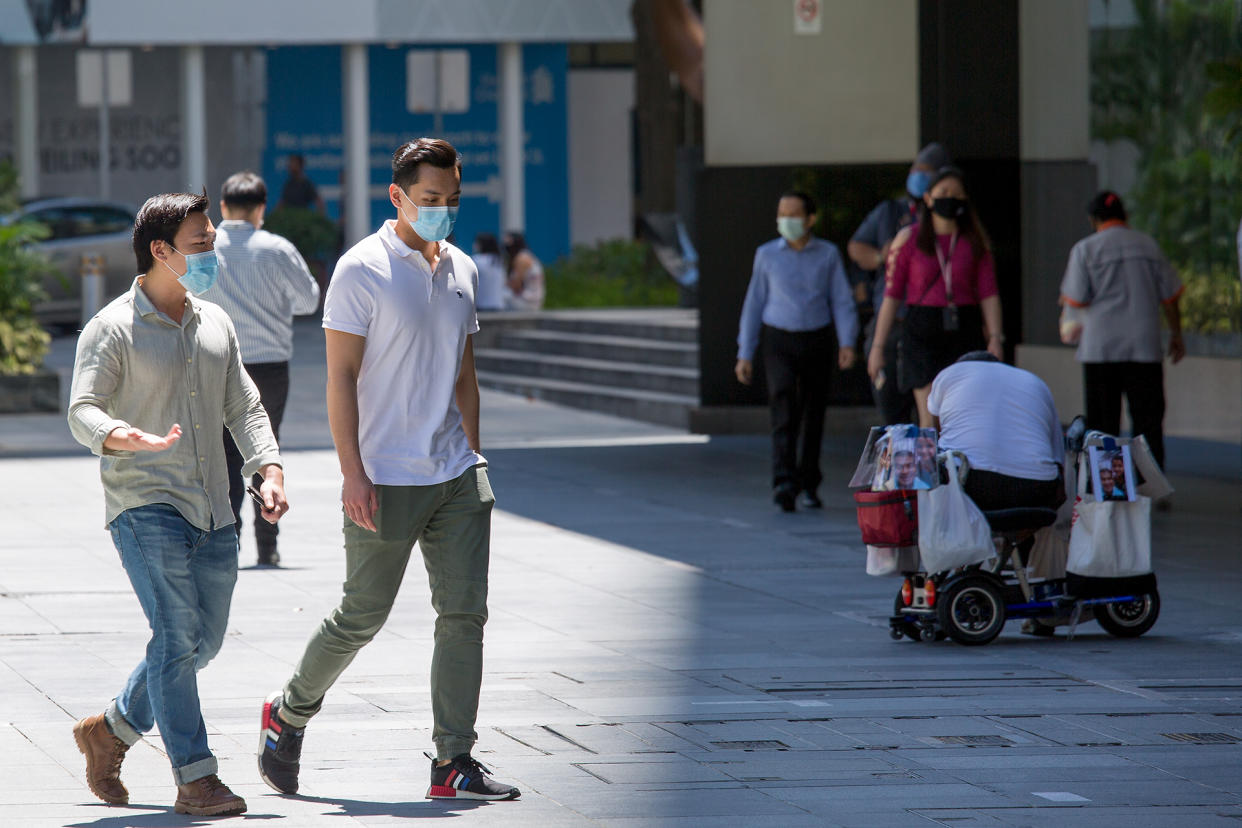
top-left (0, 161), bottom-right (57, 412)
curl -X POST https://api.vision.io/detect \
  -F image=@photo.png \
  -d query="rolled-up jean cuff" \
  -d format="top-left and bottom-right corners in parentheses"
top-left (172, 755), bottom-right (219, 787)
top-left (104, 700), bottom-right (143, 747)
top-left (435, 738), bottom-right (475, 761)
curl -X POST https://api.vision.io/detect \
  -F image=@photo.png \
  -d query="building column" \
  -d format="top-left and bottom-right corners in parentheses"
top-left (343, 43), bottom-right (370, 247)
top-left (181, 45), bottom-right (207, 192)
top-left (498, 42), bottom-right (525, 234)
top-left (14, 46), bottom-right (38, 199)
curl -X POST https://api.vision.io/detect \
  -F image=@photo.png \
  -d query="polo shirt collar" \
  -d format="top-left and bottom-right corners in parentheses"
top-left (778, 235), bottom-right (820, 252)
top-left (379, 219), bottom-right (448, 261)
top-left (219, 219), bottom-right (254, 233)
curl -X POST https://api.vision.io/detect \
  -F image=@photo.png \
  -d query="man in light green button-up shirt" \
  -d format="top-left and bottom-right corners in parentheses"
top-left (67, 192), bottom-right (288, 816)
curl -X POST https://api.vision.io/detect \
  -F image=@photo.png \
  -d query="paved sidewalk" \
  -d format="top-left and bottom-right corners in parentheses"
top-left (2, 322), bottom-right (1241, 826)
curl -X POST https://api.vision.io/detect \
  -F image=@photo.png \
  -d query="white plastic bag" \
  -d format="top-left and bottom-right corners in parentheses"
top-left (866, 545), bottom-right (920, 576)
top-left (1067, 460), bottom-right (1152, 578)
top-left (916, 453), bottom-right (994, 572)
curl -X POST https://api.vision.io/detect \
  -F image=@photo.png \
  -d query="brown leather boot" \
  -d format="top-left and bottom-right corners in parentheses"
top-left (174, 774), bottom-right (247, 816)
top-left (72, 713), bottom-right (130, 805)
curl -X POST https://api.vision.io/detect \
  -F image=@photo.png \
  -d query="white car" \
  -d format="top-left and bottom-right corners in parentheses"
top-left (4, 197), bottom-right (137, 327)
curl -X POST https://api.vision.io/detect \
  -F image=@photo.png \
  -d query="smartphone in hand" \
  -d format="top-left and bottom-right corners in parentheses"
top-left (246, 484), bottom-right (270, 511)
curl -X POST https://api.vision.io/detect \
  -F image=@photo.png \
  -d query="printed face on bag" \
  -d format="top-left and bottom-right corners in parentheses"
top-left (1111, 456), bottom-right (1126, 493)
top-left (916, 436), bottom-right (936, 473)
top-left (894, 451), bottom-right (917, 489)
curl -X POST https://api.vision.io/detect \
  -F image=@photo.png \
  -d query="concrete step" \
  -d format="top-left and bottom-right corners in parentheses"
top-left (475, 348), bottom-right (699, 397)
top-left (534, 312), bottom-right (698, 344)
top-left (476, 371), bottom-right (695, 429)
top-left (495, 329), bottom-right (699, 368)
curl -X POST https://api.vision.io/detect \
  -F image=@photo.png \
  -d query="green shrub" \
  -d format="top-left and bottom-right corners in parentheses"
top-left (262, 206), bottom-right (338, 262)
top-left (1179, 264), bottom-right (1241, 335)
top-left (544, 239), bottom-right (680, 309)
top-left (0, 161), bottom-right (51, 375)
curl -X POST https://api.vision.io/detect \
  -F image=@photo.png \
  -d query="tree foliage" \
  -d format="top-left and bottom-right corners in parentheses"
top-left (544, 240), bottom-right (680, 308)
top-left (0, 162), bottom-right (52, 375)
top-left (1092, 0), bottom-right (1242, 272)
top-left (1092, 0), bottom-right (1242, 334)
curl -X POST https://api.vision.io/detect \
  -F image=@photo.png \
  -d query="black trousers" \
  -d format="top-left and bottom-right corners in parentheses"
top-left (1083, 361), bottom-right (1165, 469)
top-left (762, 324), bottom-right (836, 493)
top-left (223, 361), bottom-right (290, 553)
top-left (963, 468), bottom-right (1065, 512)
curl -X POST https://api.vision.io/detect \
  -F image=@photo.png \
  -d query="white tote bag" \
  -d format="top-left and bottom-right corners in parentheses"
top-left (1028, 466), bottom-right (1076, 579)
top-left (917, 453), bottom-right (994, 572)
top-left (1066, 460), bottom-right (1153, 578)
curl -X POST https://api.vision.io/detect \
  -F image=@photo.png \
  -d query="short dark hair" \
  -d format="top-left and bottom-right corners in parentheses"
top-left (1088, 190), bottom-right (1127, 222)
top-left (220, 171), bottom-right (267, 209)
top-left (392, 138), bottom-right (462, 192)
top-left (956, 350), bottom-right (1000, 364)
top-left (132, 191), bottom-right (210, 274)
top-left (474, 232), bottom-right (500, 255)
top-left (780, 190), bottom-right (817, 217)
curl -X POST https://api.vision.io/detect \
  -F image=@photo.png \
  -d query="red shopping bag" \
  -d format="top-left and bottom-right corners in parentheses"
top-left (854, 489), bottom-right (918, 548)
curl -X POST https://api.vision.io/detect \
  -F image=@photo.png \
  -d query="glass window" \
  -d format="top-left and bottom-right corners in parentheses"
top-left (84, 206), bottom-right (133, 235)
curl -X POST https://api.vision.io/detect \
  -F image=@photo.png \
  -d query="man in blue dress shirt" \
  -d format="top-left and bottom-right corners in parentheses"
top-left (735, 191), bottom-right (859, 511)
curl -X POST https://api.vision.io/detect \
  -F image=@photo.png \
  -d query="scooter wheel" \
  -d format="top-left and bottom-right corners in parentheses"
top-left (1096, 590), bottom-right (1160, 638)
top-left (889, 626), bottom-right (904, 641)
top-left (937, 575), bottom-right (1006, 645)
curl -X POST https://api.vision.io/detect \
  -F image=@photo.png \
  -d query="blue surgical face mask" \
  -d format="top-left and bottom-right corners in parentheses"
top-left (164, 246), bottom-right (219, 294)
top-left (777, 216), bottom-right (806, 243)
top-left (907, 170), bottom-right (931, 198)
top-left (399, 190), bottom-right (458, 242)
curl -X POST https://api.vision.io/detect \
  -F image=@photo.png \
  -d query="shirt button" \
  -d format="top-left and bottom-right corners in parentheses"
top-left (194, 424), bottom-right (200, 429)
top-left (199, 456), bottom-right (205, 462)
top-left (190, 391), bottom-right (196, 396)
top-left (187, 358), bottom-right (192, 363)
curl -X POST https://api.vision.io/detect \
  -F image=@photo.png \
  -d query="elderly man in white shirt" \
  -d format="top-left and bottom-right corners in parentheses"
top-left (927, 351), bottom-right (1066, 513)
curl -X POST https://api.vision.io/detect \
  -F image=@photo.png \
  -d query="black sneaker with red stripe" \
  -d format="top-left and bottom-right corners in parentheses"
top-left (258, 691), bottom-right (304, 794)
top-left (426, 753), bottom-right (520, 801)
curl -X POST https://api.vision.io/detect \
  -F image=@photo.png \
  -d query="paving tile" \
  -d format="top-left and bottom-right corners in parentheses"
top-left (3, 338), bottom-right (1242, 826)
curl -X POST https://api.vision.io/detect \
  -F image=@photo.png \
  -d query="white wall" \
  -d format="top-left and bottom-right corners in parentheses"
top-left (1017, 344), bottom-right (1242, 445)
top-left (85, 0), bottom-right (632, 45)
top-left (703, 0), bottom-right (918, 166)
top-left (568, 68), bottom-right (634, 246)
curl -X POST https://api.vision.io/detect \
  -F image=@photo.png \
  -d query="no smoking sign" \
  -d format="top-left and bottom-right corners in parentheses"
top-left (794, 0), bottom-right (821, 35)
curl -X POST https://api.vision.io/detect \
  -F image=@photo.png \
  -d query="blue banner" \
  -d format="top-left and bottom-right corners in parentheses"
top-left (263, 43), bottom-right (569, 265)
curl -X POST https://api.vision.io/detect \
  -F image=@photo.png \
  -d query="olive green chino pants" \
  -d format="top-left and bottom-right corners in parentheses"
top-left (282, 464), bottom-right (493, 760)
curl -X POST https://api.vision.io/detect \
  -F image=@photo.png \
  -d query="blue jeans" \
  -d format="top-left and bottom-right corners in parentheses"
top-left (103, 504), bottom-right (238, 785)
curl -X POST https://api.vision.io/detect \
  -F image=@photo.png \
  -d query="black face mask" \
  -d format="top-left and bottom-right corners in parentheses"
top-left (932, 197), bottom-right (967, 219)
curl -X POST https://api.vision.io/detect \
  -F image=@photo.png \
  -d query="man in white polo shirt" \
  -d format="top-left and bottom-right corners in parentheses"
top-left (257, 138), bottom-right (519, 802)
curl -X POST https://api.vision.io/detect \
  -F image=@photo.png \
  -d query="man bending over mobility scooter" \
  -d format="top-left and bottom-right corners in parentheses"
top-left (927, 351), bottom-right (1065, 512)
top-left (927, 351), bottom-right (1068, 634)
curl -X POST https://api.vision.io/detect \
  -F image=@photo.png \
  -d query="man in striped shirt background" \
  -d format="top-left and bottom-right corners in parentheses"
top-left (203, 171), bottom-right (320, 566)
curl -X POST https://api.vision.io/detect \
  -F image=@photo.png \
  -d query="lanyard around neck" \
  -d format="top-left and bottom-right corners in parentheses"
top-left (934, 232), bottom-right (959, 306)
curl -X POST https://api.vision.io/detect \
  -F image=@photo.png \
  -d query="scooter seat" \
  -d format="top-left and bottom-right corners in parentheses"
top-left (983, 507), bottom-right (1058, 534)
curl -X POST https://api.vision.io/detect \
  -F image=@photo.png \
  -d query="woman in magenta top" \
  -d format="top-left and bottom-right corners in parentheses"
top-left (867, 167), bottom-right (1004, 426)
